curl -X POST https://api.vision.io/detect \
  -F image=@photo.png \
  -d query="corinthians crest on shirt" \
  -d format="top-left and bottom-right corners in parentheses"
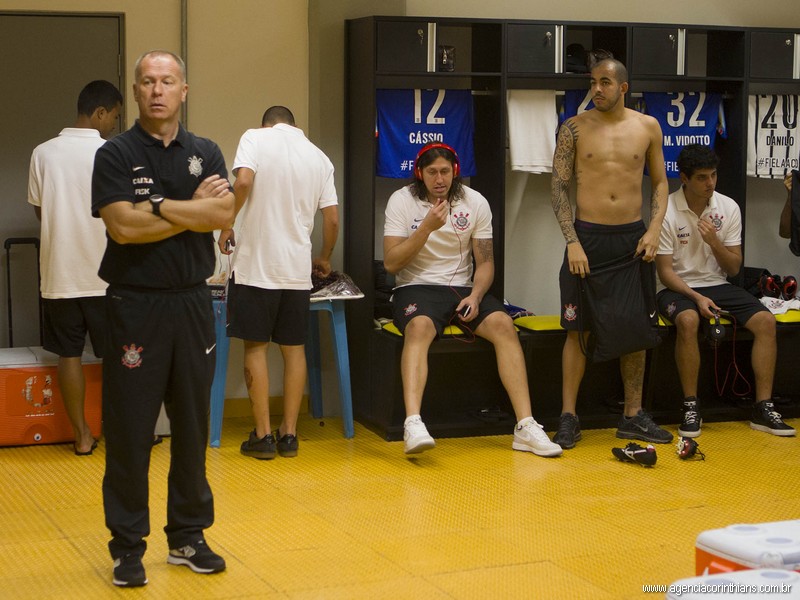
top-left (708, 212), bottom-right (724, 231)
top-left (122, 343), bottom-right (143, 369)
top-left (450, 210), bottom-right (470, 232)
top-left (188, 155), bottom-right (203, 177)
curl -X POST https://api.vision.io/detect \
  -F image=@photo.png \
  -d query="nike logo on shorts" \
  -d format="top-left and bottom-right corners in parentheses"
top-left (205, 344), bottom-right (216, 354)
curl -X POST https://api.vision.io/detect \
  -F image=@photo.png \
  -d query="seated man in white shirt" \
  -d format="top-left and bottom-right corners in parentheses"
top-left (383, 142), bottom-right (562, 457)
top-left (655, 144), bottom-right (794, 438)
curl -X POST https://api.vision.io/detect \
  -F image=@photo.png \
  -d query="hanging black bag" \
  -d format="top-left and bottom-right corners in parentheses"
top-left (789, 170), bottom-right (800, 257)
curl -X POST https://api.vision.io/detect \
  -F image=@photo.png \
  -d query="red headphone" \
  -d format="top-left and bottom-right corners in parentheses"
top-left (782, 275), bottom-right (797, 300)
top-left (414, 142), bottom-right (460, 179)
top-left (759, 274), bottom-right (782, 299)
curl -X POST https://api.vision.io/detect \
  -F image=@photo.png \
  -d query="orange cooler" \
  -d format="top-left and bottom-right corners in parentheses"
top-left (0, 347), bottom-right (102, 446)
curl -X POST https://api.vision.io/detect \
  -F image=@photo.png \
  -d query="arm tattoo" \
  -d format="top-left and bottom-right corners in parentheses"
top-left (646, 146), bottom-right (661, 216)
top-left (551, 120), bottom-right (579, 244)
top-left (650, 190), bottom-right (660, 216)
top-left (475, 239), bottom-right (494, 264)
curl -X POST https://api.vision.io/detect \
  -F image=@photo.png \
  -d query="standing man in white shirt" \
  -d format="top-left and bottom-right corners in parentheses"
top-left (28, 80), bottom-right (122, 455)
top-left (656, 144), bottom-right (794, 438)
top-left (220, 106), bottom-right (339, 460)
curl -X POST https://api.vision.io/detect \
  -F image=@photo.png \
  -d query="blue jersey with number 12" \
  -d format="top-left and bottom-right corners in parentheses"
top-left (376, 89), bottom-right (476, 178)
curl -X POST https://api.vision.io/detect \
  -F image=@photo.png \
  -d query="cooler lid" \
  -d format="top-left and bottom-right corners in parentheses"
top-left (0, 347), bottom-right (38, 367)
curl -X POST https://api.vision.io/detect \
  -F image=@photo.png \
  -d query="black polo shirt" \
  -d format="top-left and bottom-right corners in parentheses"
top-left (92, 121), bottom-right (229, 289)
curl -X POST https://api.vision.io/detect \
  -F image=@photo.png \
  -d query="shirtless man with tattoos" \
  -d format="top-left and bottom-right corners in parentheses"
top-left (549, 56), bottom-right (673, 449)
top-left (384, 142), bottom-right (562, 458)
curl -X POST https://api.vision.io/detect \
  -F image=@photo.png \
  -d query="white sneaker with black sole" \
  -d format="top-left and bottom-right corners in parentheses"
top-left (404, 416), bottom-right (435, 454)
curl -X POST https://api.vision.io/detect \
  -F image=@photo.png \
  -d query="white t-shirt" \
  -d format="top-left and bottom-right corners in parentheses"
top-left (384, 184), bottom-right (493, 288)
top-left (27, 128), bottom-right (108, 298)
top-left (657, 187), bottom-right (742, 289)
top-left (231, 124), bottom-right (338, 290)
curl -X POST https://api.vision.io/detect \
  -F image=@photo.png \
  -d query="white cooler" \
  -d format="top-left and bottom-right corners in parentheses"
top-left (696, 520), bottom-right (800, 575)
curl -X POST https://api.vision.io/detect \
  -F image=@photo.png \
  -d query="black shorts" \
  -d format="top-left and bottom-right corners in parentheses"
top-left (227, 281), bottom-right (309, 345)
top-left (391, 284), bottom-right (504, 338)
top-left (559, 220), bottom-right (646, 331)
top-left (42, 296), bottom-right (106, 358)
top-left (657, 284), bottom-right (770, 327)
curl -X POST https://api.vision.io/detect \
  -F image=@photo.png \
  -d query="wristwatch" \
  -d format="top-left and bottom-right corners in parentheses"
top-left (149, 194), bottom-right (165, 217)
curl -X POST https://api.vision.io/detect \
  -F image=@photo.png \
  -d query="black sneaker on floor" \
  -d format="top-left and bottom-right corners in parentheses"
top-left (113, 554), bottom-right (147, 587)
top-left (274, 430), bottom-right (299, 457)
top-left (678, 398), bottom-right (702, 438)
top-left (167, 540), bottom-right (226, 574)
top-left (750, 401), bottom-right (796, 437)
top-left (616, 409), bottom-right (674, 444)
top-left (612, 442), bottom-right (657, 467)
top-left (240, 429), bottom-right (277, 459)
top-left (552, 413), bottom-right (581, 449)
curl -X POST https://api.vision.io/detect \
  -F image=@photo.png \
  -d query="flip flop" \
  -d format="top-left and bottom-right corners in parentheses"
top-left (74, 439), bottom-right (98, 456)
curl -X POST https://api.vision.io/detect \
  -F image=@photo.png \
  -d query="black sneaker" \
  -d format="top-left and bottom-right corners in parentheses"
top-left (240, 429), bottom-right (277, 459)
top-left (678, 397), bottom-right (702, 438)
top-left (616, 410), bottom-right (674, 444)
top-left (750, 401), bottom-right (796, 437)
top-left (112, 554), bottom-right (147, 587)
top-left (552, 413), bottom-right (581, 449)
top-left (274, 430), bottom-right (299, 458)
top-left (612, 442), bottom-right (657, 467)
top-left (167, 540), bottom-right (226, 574)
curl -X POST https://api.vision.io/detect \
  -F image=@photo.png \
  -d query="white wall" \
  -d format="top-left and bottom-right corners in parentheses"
top-left (745, 178), bottom-right (797, 279)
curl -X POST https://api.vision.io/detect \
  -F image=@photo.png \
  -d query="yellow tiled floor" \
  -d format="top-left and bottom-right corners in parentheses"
top-left (0, 414), bottom-right (799, 599)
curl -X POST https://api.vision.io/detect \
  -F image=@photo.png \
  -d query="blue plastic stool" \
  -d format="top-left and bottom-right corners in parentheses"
top-left (209, 299), bottom-right (230, 448)
top-left (208, 298), bottom-right (355, 446)
top-left (306, 299), bottom-right (355, 438)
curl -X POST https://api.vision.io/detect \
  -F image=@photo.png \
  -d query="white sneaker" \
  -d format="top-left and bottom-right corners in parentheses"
top-left (404, 416), bottom-right (435, 454)
top-left (512, 418), bottom-right (563, 457)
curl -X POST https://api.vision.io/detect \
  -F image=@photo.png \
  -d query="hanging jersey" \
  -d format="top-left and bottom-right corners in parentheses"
top-left (376, 88), bottom-right (476, 178)
top-left (747, 94), bottom-right (800, 178)
top-left (791, 169), bottom-right (800, 256)
top-left (559, 89), bottom-right (595, 123)
top-left (643, 92), bottom-right (725, 178)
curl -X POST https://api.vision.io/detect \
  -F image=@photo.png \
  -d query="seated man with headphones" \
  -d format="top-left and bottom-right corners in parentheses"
top-left (383, 142), bottom-right (562, 457)
top-left (655, 144), bottom-right (795, 438)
